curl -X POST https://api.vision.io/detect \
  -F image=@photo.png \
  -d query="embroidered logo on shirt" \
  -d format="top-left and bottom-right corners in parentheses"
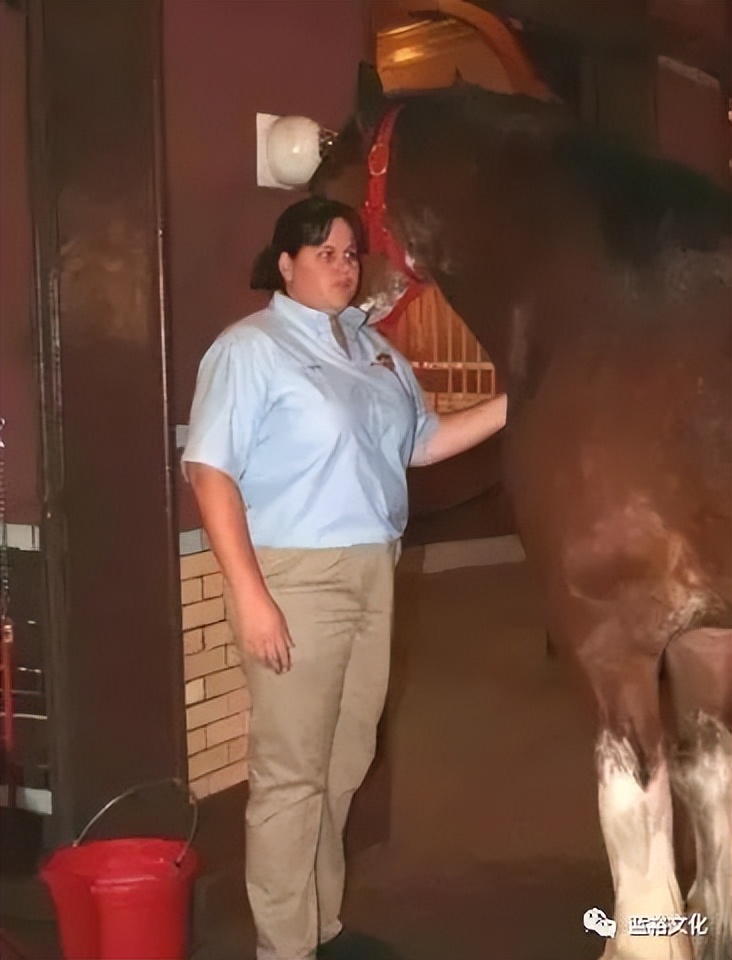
top-left (371, 352), bottom-right (396, 372)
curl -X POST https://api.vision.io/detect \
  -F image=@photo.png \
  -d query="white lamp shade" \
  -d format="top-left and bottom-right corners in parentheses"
top-left (266, 115), bottom-right (322, 187)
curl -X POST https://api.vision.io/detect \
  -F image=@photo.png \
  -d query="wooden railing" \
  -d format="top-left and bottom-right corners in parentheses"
top-left (386, 285), bottom-right (496, 412)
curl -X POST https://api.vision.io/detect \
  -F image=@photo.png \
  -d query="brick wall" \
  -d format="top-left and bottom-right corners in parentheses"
top-left (180, 545), bottom-right (250, 798)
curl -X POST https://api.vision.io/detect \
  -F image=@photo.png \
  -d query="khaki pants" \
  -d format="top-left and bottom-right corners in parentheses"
top-left (225, 542), bottom-right (398, 960)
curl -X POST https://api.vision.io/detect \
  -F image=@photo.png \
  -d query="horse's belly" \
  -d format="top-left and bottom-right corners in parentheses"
top-left (504, 343), bottom-right (731, 634)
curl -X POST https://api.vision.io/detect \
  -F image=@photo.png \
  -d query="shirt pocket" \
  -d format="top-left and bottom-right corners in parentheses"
top-left (355, 362), bottom-right (416, 442)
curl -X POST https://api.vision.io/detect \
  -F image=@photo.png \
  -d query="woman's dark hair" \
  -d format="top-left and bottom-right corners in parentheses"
top-left (250, 197), bottom-right (365, 292)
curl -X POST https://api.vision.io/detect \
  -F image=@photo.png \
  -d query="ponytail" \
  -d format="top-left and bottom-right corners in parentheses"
top-left (250, 244), bottom-right (284, 291)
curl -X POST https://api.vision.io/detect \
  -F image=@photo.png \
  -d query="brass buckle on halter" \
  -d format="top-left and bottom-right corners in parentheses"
top-left (368, 141), bottom-right (389, 178)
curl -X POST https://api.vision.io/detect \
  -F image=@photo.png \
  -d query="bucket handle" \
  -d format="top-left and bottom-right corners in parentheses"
top-left (73, 777), bottom-right (199, 868)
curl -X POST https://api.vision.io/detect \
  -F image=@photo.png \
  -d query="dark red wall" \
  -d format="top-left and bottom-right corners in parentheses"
top-left (0, 1), bottom-right (368, 527)
top-left (0, 4), bottom-right (37, 522)
top-left (163, 0), bottom-right (369, 528)
top-left (653, 0), bottom-right (730, 185)
top-left (2, 1), bottom-right (728, 529)
top-left (656, 59), bottom-right (729, 187)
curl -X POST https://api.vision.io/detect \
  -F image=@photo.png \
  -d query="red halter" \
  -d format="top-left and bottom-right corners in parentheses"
top-left (360, 106), bottom-right (426, 327)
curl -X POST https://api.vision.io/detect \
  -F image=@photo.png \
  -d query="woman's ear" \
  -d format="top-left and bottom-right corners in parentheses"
top-left (278, 251), bottom-right (293, 285)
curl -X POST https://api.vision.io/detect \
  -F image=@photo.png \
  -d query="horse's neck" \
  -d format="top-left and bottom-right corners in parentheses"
top-left (397, 195), bottom-right (595, 385)
top-left (388, 155), bottom-right (625, 400)
top-left (439, 239), bottom-right (612, 401)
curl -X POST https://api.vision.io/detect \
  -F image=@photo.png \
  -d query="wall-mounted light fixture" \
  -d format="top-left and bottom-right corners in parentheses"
top-left (256, 113), bottom-right (337, 189)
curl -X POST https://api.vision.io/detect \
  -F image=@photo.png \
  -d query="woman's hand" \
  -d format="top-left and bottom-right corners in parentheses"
top-left (230, 586), bottom-right (295, 674)
top-left (184, 463), bottom-right (295, 674)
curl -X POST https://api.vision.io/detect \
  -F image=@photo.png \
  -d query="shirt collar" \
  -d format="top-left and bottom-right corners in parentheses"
top-left (271, 292), bottom-right (368, 333)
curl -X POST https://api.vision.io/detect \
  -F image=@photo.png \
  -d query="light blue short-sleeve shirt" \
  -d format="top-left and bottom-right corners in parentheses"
top-left (182, 292), bottom-right (439, 548)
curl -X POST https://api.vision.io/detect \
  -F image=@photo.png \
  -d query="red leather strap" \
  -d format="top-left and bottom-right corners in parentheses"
top-left (361, 106), bottom-right (426, 327)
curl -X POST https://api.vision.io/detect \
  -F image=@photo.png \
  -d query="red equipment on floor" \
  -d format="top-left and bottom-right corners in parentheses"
top-left (40, 779), bottom-right (200, 960)
top-left (0, 929), bottom-right (30, 960)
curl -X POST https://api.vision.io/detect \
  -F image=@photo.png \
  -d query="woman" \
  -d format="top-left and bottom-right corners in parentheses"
top-left (182, 197), bottom-right (507, 960)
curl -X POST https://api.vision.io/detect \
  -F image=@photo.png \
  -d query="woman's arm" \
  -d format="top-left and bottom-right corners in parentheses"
top-left (410, 393), bottom-right (507, 467)
top-left (186, 462), bottom-right (293, 673)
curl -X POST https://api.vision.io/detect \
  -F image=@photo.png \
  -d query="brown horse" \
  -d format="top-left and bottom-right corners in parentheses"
top-left (311, 66), bottom-right (731, 960)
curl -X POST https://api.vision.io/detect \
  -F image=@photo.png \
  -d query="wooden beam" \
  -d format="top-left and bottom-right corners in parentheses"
top-left (26, 0), bottom-right (186, 844)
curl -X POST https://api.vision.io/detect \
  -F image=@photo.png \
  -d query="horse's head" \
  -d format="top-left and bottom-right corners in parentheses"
top-left (309, 64), bottom-right (437, 327)
top-left (310, 63), bottom-right (564, 336)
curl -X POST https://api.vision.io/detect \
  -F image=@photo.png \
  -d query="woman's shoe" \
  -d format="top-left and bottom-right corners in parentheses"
top-left (317, 930), bottom-right (401, 960)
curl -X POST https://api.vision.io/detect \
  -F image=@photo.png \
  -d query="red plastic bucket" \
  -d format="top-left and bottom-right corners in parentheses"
top-left (40, 779), bottom-right (201, 960)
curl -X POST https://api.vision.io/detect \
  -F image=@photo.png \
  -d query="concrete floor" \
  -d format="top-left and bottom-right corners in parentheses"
top-left (2, 549), bottom-right (616, 960)
top-left (342, 557), bottom-right (612, 960)
top-left (191, 551), bottom-right (614, 960)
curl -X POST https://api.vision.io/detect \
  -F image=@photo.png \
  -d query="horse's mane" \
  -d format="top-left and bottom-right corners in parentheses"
top-left (402, 87), bottom-right (730, 267)
top-left (323, 85), bottom-right (731, 277)
top-left (555, 127), bottom-right (731, 268)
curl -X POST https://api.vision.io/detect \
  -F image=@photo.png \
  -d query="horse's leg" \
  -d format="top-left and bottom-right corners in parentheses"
top-left (581, 644), bottom-right (692, 959)
top-left (665, 628), bottom-right (732, 960)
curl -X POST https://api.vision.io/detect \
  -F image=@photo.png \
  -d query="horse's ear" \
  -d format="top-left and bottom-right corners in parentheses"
top-left (355, 61), bottom-right (386, 136)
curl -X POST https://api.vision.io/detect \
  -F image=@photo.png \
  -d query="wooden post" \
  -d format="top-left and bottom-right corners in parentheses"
top-left (26, 0), bottom-right (186, 844)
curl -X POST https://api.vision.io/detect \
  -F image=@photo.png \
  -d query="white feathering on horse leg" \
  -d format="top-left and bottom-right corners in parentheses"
top-left (671, 715), bottom-right (731, 960)
top-left (596, 731), bottom-right (692, 960)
